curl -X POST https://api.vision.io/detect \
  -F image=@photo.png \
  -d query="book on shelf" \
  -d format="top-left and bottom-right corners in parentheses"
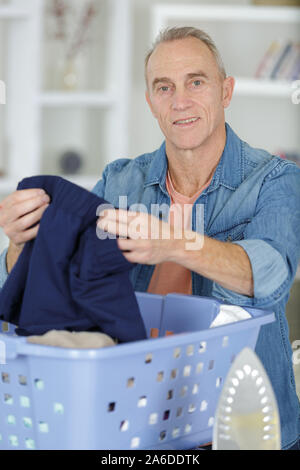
top-left (277, 43), bottom-right (300, 79)
top-left (255, 40), bottom-right (300, 80)
top-left (290, 50), bottom-right (300, 80)
top-left (255, 40), bottom-right (282, 79)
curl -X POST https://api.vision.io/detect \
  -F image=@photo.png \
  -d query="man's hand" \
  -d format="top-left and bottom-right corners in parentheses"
top-left (0, 189), bottom-right (50, 273)
top-left (97, 208), bottom-right (189, 264)
top-left (97, 208), bottom-right (253, 297)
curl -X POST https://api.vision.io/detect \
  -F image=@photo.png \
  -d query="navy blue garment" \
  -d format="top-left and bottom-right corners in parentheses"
top-left (0, 175), bottom-right (146, 342)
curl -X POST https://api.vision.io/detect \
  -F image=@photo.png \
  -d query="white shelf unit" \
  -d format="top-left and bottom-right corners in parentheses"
top-left (151, 3), bottom-right (300, 156)
top-left (0, 0), bottom-right (132, 195)
top-left (0, 5), bottom-right (28, 19)
top-left (152, 4), bottom-right (300, 26)
top-left (38, 92), bottom-right (116, 107)
top-left (234, 77), bottom-right (295, 97)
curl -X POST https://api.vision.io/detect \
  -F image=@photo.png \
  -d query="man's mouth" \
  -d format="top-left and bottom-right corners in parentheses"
top-left (173, 117), bottom-right (200, 125)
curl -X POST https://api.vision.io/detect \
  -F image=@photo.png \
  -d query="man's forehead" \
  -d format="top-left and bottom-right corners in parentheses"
top-left (147, 38), bottom-right (216, 77)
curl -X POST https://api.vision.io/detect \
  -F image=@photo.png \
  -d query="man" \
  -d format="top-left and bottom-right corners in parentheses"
top-left (0, 27), bottom-right (299, 449)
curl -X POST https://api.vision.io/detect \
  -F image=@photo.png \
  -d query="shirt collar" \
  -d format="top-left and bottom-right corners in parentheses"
top-left (144, 141), bottom-right (168, 193)
top-left (207, 122), bottom-right (245, 193)
top-left (144, 122), bottom-right (244, 193)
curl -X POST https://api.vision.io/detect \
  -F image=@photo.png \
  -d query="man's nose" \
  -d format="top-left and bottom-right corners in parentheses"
top-left (171, 88), bottom-right (192, 111)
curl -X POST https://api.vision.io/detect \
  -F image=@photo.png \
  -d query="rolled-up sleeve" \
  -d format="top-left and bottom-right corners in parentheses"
top-left (233, 239), bottom-right (288, 298)
top-left (0, 247), bottom-right (9, 289)
top-left (212, 162), bottom-right (300, 309)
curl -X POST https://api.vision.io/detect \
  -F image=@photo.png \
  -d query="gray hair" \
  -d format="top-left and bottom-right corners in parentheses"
top-left (145, 26), bottom-right (226, 85)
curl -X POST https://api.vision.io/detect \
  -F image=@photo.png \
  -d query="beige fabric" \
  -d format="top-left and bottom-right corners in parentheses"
top-left (27, 330), bottom-right (116, 349)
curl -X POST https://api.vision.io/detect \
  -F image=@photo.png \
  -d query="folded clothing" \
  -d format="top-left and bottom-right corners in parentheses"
top-left (0, 175), bottom-right (146, 342)
top-left (27, 330), bottom-right (116, 349)
top-left (209, 304), bottom-right (251, 328)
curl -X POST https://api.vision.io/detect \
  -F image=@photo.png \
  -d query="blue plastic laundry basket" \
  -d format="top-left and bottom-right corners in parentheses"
top-left (0, 292), bottom-right (274, 450)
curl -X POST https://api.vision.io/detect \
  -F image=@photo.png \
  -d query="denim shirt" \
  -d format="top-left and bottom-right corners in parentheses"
top-left (0, 123), bottom-right (299, 447)
top-left (92, 123), bottom-right (300, 448)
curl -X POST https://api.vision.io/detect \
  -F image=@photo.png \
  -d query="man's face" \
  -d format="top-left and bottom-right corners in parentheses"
top-left (145, 37), bottom-right (234, 153)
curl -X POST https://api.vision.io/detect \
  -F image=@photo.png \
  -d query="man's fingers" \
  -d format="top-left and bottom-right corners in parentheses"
top-left (1, 188), bottom-right (46, 210)
top-left (98, 219), bottom-right (129, 238)
top-left (98, 209), bottom-right (144, 236)
top-left (12, 188), bottom-right (46, 201)
top-left (98, 219), bottom-right (152, 240)
top-left (120, 249), bottom-right (151, 265)
top-left (12, 224), bottom-right (40, 245)
top-left (4, 204), bottom-right (49, 242)
top-left (98, 209), bottom-right (154, 239)
top-left (99, 208), bottom-right (140, 223)
top-left (13, 204), bottom-right (49, 233)
top-left (11, 195), bottom-right (50, 222)
top-left (0, 192), bottom-right (50, 226)
top-left (117, 238), bottom-right (136, 251)
top-left (120, 251), bottom-right (138, 263)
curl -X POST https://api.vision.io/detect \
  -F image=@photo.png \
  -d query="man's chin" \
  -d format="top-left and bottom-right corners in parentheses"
top-left (170, 139), bottom-right (207, 152)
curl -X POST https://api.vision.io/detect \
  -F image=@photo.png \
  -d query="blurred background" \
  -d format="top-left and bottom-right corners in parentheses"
top-left (0, 0), bottom-right (299, 392)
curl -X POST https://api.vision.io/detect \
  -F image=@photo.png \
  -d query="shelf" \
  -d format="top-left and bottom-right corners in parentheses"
top-left (63, 175), bottom-right (99, 191)
top-left (234, 78), bottom-right (294, 97)
top-left (0, 177), bottom-right (18, 194)
top-left (0, 175), bottom-right (99, 194)
top-left (153, 4), bottom-right (300, 28)
top-left (0, 6), bottom-right (29, 19)
top-left (38, 92), bottom-right (116, 108)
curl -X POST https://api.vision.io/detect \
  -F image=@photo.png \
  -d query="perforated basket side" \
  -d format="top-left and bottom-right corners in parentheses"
top-left (0, 294), bottom-right (275, 450)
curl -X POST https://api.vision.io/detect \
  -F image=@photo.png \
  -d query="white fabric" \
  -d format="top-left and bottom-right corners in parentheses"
top-left (27, 330), bottom-right (116, 349)
top-left (209, 304), bottom-right (251, 328)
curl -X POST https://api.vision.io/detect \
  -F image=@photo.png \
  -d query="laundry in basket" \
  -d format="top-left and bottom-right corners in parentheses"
top-left (0, 292), bottom-right (274, 450)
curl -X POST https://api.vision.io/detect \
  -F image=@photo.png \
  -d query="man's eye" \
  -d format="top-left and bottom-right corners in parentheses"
top-left (160, 86), bottom-right (169, 92)
top-left (193, 80), bottom-right (202, 86)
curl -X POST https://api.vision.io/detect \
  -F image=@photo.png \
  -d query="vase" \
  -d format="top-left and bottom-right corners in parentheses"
top-left (62, 58), bottom-right (79, 91)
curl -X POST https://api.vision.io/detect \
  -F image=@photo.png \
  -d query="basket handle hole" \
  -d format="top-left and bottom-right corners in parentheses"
top-left (126, 377), bottom-right (135, 388)
top-left (108, 402), bottom-right (116, 412)
top-left (120, 420), bottom-right (129, 432)
top-left (53, 402), bottom-right (64, 414)
top-left (149, 413), bottom-right (158, 425)
top-left (18, 375), bottom-right (27, 386)
top-left (200, 400), bottom-right (208, 412)
top-left (1, 372), bottom-right (10, 384)
top-left (138, 396), bottom-right (147, 407)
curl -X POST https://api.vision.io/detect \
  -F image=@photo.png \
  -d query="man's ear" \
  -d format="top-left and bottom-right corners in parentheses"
top-left (222, 76), bottom-right (235, 109)
top-left (145, 90), bottom-right (157, 117)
